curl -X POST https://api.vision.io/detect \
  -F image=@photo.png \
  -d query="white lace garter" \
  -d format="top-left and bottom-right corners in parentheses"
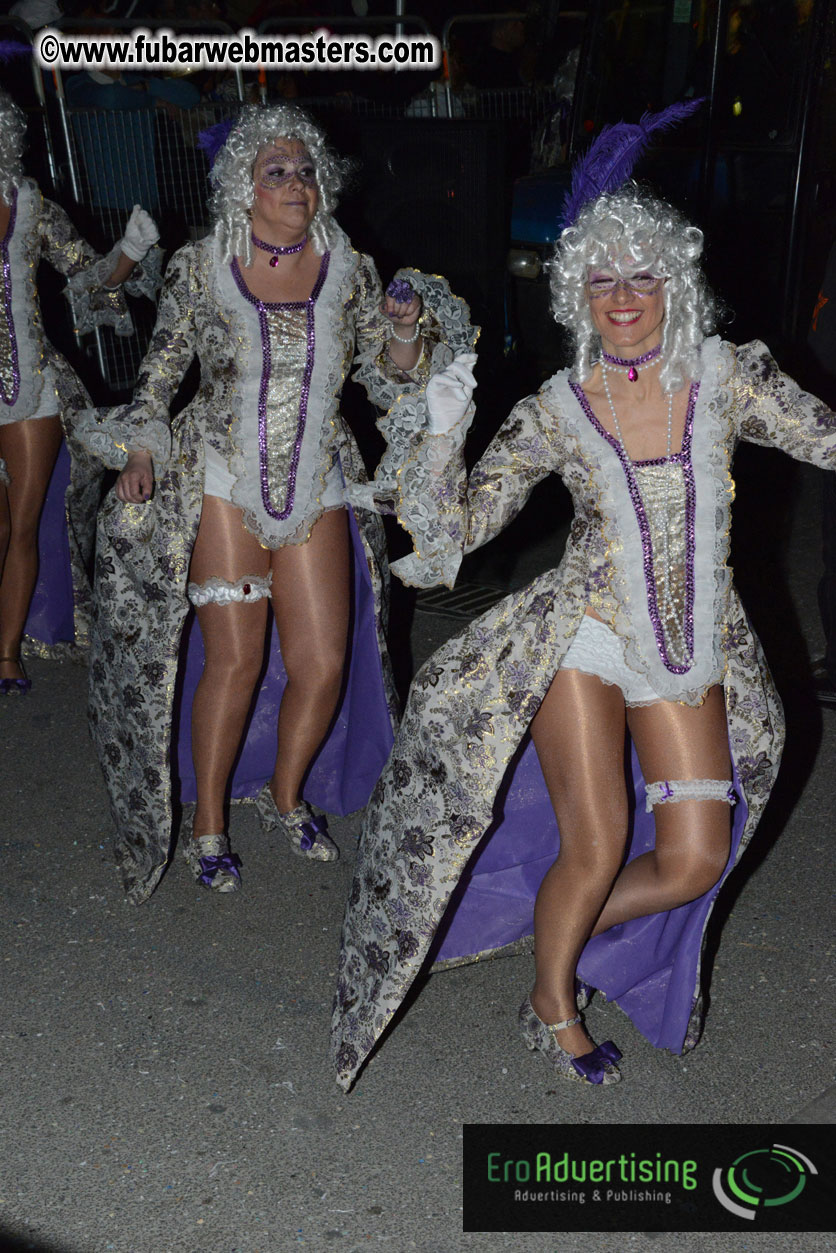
top-left (187, 573), bottom-right (272, 607)
top-left (645, 778), bottom-right (737, 812)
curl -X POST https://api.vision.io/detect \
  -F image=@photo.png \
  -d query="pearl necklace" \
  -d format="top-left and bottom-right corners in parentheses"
top-left (251, 232), bottom-right (307, 266)
top-left (600, 358), bottom-right (692, 664)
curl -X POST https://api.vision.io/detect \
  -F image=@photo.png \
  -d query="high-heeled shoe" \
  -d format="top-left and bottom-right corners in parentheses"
top-left (182, 831), bottom-right (241, 892)
top-left (254, 785), bottom-right (338, 862)
top-left (518, 995), bottom-right (622, 1085)
top-left (0, 656), bottom-right (31, 695)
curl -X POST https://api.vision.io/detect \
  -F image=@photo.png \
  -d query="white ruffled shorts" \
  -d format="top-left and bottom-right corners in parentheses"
top-left (0, 365), bottom-right (60, 427)
top-left (203, 440), bottom-right (236, 501)
top-left (561, 614), bottom-right (662, 707)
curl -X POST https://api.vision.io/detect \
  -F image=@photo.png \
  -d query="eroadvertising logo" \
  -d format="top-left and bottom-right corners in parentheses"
top-left (712, 1143), bottom-right (817, 1220)
top-left (463, 1125), bottom-right (832, 1233)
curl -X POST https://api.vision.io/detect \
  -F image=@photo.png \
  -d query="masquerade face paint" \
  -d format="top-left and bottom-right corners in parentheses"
top-left (251, 137), bottom-right (319, 245)
top-left (587, 266), bottom-right (666, 357)
top-left (254, 142), bottom-right (317, 191)
top-left (587, 270), bottom-right (665, 298)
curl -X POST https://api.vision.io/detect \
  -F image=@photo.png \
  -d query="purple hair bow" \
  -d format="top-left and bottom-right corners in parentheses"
top-left (197, 852), bottom-right (242, 886)
top-left (561, 97), bottom-right (706, 228)
top-left (197, 117), bottom-right (236, 167)
top-left (571, 1039), bottom-right (622, 1084)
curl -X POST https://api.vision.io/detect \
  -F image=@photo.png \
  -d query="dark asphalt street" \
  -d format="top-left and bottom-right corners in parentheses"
top-left (1, 447), bottom-right (834, 1253)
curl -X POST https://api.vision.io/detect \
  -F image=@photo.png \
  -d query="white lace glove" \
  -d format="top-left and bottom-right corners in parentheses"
top-left (425, 352), bottom-right (477, 434)
top-left (120, 206), bottom-right (160, 262)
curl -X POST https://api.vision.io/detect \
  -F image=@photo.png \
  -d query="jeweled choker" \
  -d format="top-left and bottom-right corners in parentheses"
top-left (602, 344), bottom-right (662, 382)
top-left (252, 232), bottom-right (307, 265)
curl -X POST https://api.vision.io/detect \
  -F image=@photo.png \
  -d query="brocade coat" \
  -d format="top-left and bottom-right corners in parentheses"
top-left (77, 226), bottom-right (477, 904)
top-left (1, 177), bottom-right (157, 654)
top-left (331, 337), bottom-right (836, 1091)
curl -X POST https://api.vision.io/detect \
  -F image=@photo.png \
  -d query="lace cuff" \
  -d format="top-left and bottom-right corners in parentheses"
top-left (73, 405), bottom-right (171, 470)
top-left (377, 313), bottom-right (443, 388)
top-left (353, 269), bottom-right (476, 410)
top-left (346, 269), bottom-right (478, 588)
top-left (65, 244), bottom-right (163, 337)
top-left (124, 246), bottom-right (163, 302)
top-left (389, 425), bottom-right (471, 588)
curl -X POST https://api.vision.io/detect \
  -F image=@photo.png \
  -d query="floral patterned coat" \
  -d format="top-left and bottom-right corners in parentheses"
top-left (331, 337), bottom-right (836, 1091)
top-left (1, 177), bottom-right (158, 654)
top-left (76, 224), bottom-right (477, 904)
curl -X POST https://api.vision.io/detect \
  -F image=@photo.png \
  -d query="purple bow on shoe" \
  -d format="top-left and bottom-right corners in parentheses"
top-left (198, 853), bottom-right (242, 886)
top-left (570, 1040), bottom-right (622, 1084)
top-left (299, 820), bottom-right (324, 851)
top-left (0, 676), bottom-right (32, 694)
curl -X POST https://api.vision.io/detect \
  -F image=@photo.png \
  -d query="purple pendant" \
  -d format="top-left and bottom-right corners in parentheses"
top-left (628, 366), bottom-right (638, 382)
top-left (269, 255), bottom-right (279, 267)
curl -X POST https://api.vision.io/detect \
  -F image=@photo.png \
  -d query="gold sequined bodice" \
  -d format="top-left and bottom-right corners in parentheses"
top-left (261, 303), bottom-right (309, 515)
top-left (633, 461), bottom-right (691, 668)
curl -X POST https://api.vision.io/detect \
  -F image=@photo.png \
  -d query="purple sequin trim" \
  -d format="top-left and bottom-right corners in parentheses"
top-left (571, 379), bottom-right (700, 674)
top-left (1, 188), bottom-right (20, 407)
top-left (231, 251), bottom-right (330, 521)
top-left (601, 345), bottom-right (662, 369)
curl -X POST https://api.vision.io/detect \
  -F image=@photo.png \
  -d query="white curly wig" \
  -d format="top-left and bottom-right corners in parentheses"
top-left (550, 183), bottom-right (716, 392)
top-left (209, 104), bottom-right (351, 266)
top-left (0, 89), bottom-right (27, 203)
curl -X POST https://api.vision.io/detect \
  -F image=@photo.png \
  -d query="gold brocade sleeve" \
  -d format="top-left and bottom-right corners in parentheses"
top-left (730, 340), bottom-right (836, 469)
top-left (463, 393), bottom-right (565, 552)
top-left (389, 390), bottom-right (564, 589)
top-left (39, 195), bottom-right (103, 277)
top-left (75, 246), bottom-right (197, 470)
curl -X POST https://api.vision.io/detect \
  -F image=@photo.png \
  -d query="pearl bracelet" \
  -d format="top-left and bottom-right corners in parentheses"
top-left (390, 322), bottom-right (421, 344)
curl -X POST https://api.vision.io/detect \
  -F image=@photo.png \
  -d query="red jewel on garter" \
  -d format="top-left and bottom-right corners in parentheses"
top-left (602, 344), bottom-right (662, 381)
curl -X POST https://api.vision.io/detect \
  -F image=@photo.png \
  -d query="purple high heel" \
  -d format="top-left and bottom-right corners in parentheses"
top-left (0, 656), bottom-right (31, 695)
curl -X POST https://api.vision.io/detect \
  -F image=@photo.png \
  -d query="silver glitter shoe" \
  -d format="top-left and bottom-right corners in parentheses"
top-left (519, 995), bottom-right (622, 1085)
top-left (254, 785), bottom-right (338, 862)
top-left (182, 832), bottom-right (242, 892)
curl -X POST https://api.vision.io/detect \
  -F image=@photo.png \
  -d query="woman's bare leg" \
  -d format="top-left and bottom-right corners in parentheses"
top-left (529, 667), bottom-right (629, 1057)
top-left (189, 495), bottom-right (271, 838)
top-left (592, 685), bottom-right (732, 934)
top-left (0, 416), bottom-right (62, 679)
top-left (268, 508), bottom-right (350, 812)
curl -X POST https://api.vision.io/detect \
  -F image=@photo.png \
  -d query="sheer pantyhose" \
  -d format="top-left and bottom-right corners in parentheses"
top-left (0, 415), bottom-right (63, 680)
top-left (530, 662), bottom-right (731, 1058)
top-left (188, 494), bottom-right (350, 839)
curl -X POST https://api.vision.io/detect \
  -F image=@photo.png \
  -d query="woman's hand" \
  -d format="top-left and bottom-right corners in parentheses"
top-left (116, 451), bottom-right (154, 503)
top-left (385, 278), bottom-right (424, 370)
top-left (384, 289), bottom-right (422, 333)
top-left (425, 352), bottom-right (477, 434)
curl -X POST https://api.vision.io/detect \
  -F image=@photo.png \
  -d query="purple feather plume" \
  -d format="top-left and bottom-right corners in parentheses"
top-left (0, 40), bottom-right (33, 63)
top-left (196, 117), bottom-right (236, 167)
top-left (561, 97), bottom-right (705, 228)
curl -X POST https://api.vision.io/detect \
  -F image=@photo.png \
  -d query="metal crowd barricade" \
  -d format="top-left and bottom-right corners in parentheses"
top-left (20, 9), bottom-right (562, 393)
top-left (55, 99), bottom-right (241, 393)
top-left (42, 19), bottom-right (245, 395)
